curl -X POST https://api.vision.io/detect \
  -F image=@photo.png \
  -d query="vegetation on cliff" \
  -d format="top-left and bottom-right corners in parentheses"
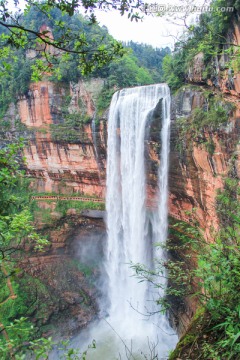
top-left (0, 143), bottom-right (52, 358)
top-left (0, 143), bottom-right (101, 358)
top-left (132, 172), bottom-right (240, 359)
top-left (162, 0), bottom-right (240, 91)
top-left (175, 90), bottom-right (235, 158)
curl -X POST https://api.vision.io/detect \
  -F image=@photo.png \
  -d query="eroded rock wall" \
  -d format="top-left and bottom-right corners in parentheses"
top-left (18, 79), bottom-right (106, 196)
top-left (168, 88), bottom-right (240, 336)
top-left (188, 21), bottom-right (240, 97)
top-left (144, 87), bottom-right (239, 241)
top-left (169, 89), bottom-right (240, 240)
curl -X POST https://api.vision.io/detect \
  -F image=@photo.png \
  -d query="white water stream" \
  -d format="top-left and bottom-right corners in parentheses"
top-left (102, 84), bottom-right (177, 358)
top-left (52, 84), bottom-right (177, 360)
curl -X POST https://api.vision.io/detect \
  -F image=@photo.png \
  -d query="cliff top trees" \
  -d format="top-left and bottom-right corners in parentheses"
top-left (0, 0), bottom-right (146, 77)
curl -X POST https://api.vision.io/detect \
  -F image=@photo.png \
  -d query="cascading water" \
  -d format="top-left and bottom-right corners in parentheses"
top-left (61, 83), bottom-right (177, 360)
top-left (105, 83), bottom-right (177, 358)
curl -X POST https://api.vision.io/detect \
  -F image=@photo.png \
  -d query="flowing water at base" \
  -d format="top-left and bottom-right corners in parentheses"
top-left (67, 318), bottom-right (176, 360)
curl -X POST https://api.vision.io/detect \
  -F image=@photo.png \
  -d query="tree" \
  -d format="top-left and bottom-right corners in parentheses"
top-left (122, 41), bottom-right (171, 82)
top-left (0, 0), bottom-right (146, 77)
top-left (0, 142), bottom-right (52, 358)
top-left (107, 53), bottom-right (153, 87)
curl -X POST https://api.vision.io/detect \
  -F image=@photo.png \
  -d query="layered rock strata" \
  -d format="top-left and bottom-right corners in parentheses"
top-left (18, 79), bottom-right (106, 196)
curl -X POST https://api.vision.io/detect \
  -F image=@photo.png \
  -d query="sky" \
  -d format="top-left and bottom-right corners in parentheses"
top-left (94, 0), bottom-right (210, 48)
top-left (10, 0), bottom-right (211, 49)
top-left (95, 9), bottom-right (178, 48)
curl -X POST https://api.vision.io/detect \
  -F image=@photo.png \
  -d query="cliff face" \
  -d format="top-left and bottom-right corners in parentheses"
top-left (16, 77), bottom-right (239, 238)
top-left (188, 22), bottom-right (240, 96)
top-left (169, 89), bottom-right (240, 240)
top-left (172, 21), bottom-right (240, 240)
top-left (187, 19), bottom-right (240, 99)
top-left (18, 79), bottom-right (107, 196)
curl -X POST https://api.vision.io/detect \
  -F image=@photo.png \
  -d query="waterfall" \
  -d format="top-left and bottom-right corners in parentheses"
top-left (53, 84), bottom-right (177, 360)
top-left (105, 84), bottom-right (177, 358)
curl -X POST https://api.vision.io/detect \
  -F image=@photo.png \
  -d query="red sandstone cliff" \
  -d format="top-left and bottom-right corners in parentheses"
top-left (168, 89), bottom-right (240, 241)
top-left (17, 79), bottom-right (106, 197)
top-left (166, 20), bottom-right (240, 241)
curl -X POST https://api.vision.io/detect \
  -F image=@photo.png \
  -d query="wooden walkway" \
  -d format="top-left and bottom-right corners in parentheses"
top-left (31, 195), bottom-right (104, 203)
top-left (31, 195), bottom-right (192, 224)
